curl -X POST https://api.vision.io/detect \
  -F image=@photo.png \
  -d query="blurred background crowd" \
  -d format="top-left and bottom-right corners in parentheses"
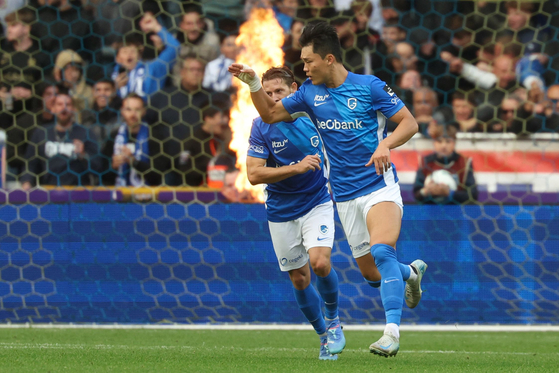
top-left (0, 0), bottom-right (557, 197)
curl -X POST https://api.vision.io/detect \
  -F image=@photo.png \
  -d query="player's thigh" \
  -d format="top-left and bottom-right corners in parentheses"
top-left (363, 182), bottom-right (404, 247)
top-left (365, 202), bottom-right (402, 247)
top-left (335, 198), bottom-right (371, 259)
top-left (268, 219), bottom-right (309, 272)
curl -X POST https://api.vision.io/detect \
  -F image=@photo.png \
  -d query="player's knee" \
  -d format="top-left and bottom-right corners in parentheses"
top-left (290, 271), bottom-right (310, 290)
top-left (310, 257), bottom-right (331, 277)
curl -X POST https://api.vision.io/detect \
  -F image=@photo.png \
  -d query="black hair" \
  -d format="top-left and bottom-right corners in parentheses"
top-left (298, 21), bottom-right (343, 63)
top-left (95, 78), bottom-right (115, 89)
top-left (182, 3), bottom-right (203, 15)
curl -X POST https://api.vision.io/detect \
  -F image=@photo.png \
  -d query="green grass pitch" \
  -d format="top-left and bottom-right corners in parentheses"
top-left (0, 328), bottom-right (557, 372)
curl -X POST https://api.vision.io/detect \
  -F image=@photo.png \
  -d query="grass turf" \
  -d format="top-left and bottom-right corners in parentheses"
top-left (0, 329), bottom-right (557, 372)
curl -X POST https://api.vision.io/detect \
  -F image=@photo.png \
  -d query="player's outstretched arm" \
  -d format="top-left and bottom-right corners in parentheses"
top-left (247, 154), bottom-right (321, 185)
top-left (229, 63), bottom-right (293, 124)
top-left (366, 106), bottom-right (418, 175)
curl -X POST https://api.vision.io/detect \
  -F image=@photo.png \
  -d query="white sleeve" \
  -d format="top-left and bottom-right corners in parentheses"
top-left (461, 63), bottom-right (498, 90)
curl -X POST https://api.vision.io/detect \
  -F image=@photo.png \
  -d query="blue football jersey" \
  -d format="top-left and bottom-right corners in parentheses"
top-left (282, 73), bottom-right (405, 202)
top-left (247, 116), bottom-right (331, 223)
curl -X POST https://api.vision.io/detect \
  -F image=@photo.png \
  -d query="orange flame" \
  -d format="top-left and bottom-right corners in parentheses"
top-left (229, 7), bottom-right (284, 202)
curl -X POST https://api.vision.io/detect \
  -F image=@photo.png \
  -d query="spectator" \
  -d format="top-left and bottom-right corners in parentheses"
top-left (82, 79), bottom-right (123, 140)
top-left (283, 20), bottom-right (306, 85)
top-left (499, 1), bottom-right (550, 55)
top-left (36, 83), bottom-right (59, 126)
top-left (370, 22), bottom-right (407, 84)
top-left (449, 92), bottom-right (484, 133)
top-left (390, 42), bottom-right (418, 73)
top-left (178, 3), bottom-right (220, 63)
top-left (523, 84), bottom-right (559, 133)
top-left (487, 94), bottom-right (529, 134)
top-left (148, 55), bottom-right (214, 129)
top-left (330, 11), bottom-right (368, 74)
top-left (414, 124), bottom-right (478, 204)
top-left (0, 0), bottom-right (26, 31)
top-left (202, 33), bottom-right (239, 92)
top-left (0, 7), bottom-right (50, 116)
top-left (398, 70), bottom-right (422, 91)
top-left (296, 0), bottom-right (336, 21)
top-left (177, 104), bottom-right (235, 187)
top-left (21, 91), bottom-right (100, 190)
top-left (350, 0), bottom-right (381, 42)
top-left (112, 12), bottom-right (180, 99)
top-left (274, 0), bottom-right (297, 34)
top-left (101, 93), bottom-right (162, 186)
top-left (53, 50), bottom-right (94, 120)
top-left (30, 0), bottom-right (97, 62)
top-left (412, 87), bottom-right (438, 135)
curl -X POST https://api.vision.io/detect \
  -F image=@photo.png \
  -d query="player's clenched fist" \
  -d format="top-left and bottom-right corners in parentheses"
top-left (295, 154), bottom-right (321, 173)
top-left (366, 143), bottom-right (391, 175)
top-left (228, 63), bottom-right (262, 92)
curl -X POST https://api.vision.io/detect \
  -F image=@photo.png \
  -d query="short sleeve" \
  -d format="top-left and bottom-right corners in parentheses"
top-left (370, 76), bottom-right (405, 119)
top-left (282, 82), bottom-right (311, 118)
top-left (247, 119), bottom-right (269, 159)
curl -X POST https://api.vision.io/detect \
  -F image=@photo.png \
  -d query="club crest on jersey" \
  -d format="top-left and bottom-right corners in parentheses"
top-left (348, 98), bottom-right (357, 110)
top-left (320, 225), bottom-right (328, 234)
top-left (310, 136), bottom-right (319, 147)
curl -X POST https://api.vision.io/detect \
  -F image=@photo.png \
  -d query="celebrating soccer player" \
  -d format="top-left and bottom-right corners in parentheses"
top-left (230, 21), bottom-right (427, 357)
top-left (247, 66), bottom-right (345, 360)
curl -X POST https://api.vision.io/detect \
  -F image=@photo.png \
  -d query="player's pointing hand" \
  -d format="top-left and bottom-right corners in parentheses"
top-left (296, 154), bottom-right (321, 173)
top-left (228, 63), bottom-right (262, 92)
top-left (366, 143), bottom-right (391, 175)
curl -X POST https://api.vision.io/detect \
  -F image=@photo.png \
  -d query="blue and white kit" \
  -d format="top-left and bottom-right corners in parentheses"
top-left (282, 73), bottom-right (405, 258)
top-left (248, 115), bottom-right (335, 271)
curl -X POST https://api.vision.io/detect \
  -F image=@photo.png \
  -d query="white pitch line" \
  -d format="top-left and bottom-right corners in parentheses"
top-left (1, 323), bottom-right (559, 332)
top-left (0, 343), bottom-right (557, 356)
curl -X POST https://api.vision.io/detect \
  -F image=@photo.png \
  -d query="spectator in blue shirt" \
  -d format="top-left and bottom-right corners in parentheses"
top-left (112, 12), bottom-right (180, 99)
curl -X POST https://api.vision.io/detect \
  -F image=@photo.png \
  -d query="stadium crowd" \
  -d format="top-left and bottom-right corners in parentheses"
top-left (0, 0), bottom-right (557, 196)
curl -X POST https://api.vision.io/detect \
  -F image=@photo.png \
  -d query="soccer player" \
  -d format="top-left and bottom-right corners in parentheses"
top-left (229, 22), bottom-right (427, 357)
top-left (247, 66), bottom-right (345, 360)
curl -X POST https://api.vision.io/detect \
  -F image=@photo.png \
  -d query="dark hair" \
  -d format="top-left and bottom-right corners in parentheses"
top-left (202, 106), bottom-right (229, 120)
top-left (5, 7), bottom-right (35, 25)
top-left (218, 31), bottom-right (238, 45)
top-left (182, 3), bottom-right (203, 15)
top-left (95, 79), bottom-right (115, 89)
top-left (123, 92), bottom-right (145, 106)
top-left (122, 33), bottom-right (144, 49)
top-left (261, 66), bottom-right (296, 87)
top-left (298, 21), bottom-right (343, 63)
top-left (54, 85), bottom-right (75, 106)
top-left (451, 91), bottom-right (476, 107)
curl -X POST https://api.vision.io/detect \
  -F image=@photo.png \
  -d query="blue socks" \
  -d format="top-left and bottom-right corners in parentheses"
top-left (293, 285), bottom-right (326, 335)
top-left (399, 263), bottom-right (411, 281)
top-left (365, 278), bottom-right (381, 288)
top-left (371, 243), bottom-right (404, 326)
top-left (316, 268), bottom-right (339, 320)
